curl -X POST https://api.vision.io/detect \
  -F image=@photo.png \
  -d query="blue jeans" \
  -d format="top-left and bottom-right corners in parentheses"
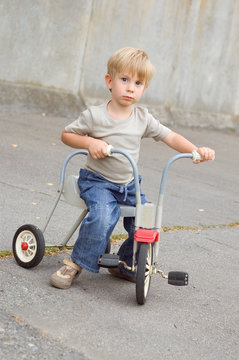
top-left (71, 169), bottom-right (146, 274)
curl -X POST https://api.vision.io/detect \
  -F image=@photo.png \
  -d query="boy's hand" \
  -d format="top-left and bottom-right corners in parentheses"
top-left (194, 147), bottom-right (215, 163)
top-left (88, 139), bottom-right (109, 159)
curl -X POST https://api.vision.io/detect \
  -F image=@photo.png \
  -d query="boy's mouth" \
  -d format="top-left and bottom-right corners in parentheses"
top-left (122, 96), bottom-right (134, 101)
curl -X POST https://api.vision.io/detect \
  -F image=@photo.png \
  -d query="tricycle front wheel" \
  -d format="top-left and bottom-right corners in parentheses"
top-left (136, 243), bottom-right (153, 305)
top-left (12, 224), bottom-right (45, 268)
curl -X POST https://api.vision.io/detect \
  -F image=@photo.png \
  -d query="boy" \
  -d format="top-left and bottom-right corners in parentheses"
top-left (50, 47), bottom-right (215, 289)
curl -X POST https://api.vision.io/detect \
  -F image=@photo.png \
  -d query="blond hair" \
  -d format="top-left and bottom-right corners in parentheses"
top-left (107, 47), bottom-right (155, 88)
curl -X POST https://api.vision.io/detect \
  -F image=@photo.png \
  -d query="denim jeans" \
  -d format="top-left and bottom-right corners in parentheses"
top-left (71, 169), bottom-right (147, 274)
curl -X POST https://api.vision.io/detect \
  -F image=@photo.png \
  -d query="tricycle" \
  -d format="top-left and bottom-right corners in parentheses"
top-left (12, 146), bottom-right (203, 305)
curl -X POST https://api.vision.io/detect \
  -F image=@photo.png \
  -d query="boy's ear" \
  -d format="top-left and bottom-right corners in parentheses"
top-left (105, 74), bottom-right (112, 91)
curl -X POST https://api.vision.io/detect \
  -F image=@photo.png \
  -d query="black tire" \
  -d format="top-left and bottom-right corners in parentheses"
top-left (136, 243), bottom-right (153, 305)
top-left (12, 224), bottom-right (45, 268)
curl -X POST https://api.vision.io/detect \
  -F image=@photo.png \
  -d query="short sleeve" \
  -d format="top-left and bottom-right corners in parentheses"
top-left (143, 111), bottom-right (171, 141)
top-left (64, 109), bottom-right (92, 135)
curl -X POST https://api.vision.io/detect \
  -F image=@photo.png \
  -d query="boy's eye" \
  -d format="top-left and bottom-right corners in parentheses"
top-left (121, 77), bottom-right (128, 82)
top-left (136, 81), bottom-right (143, 86)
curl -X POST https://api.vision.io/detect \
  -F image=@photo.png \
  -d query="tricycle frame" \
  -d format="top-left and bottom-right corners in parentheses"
top-left (41, 149), bottom-right (193, 264)
top-left (12, 147), bottom-right (200, 304)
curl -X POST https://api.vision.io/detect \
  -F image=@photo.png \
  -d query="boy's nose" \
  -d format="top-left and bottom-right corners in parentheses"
top-left (127, 82), bottom-right (134, 92)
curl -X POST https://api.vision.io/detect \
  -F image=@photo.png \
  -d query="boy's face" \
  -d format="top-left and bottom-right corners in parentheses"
top-left (105, 71), bottom-right (146, 107)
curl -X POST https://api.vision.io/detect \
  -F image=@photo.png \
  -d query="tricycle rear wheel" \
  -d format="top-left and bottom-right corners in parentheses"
top-left (136, 243), bottom-right (152, 305)
top-left (12, 224), bottom-right (45, 268)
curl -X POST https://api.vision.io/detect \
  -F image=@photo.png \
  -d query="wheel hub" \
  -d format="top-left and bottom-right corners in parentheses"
top-left (21, 242), bottom-right (28, 251)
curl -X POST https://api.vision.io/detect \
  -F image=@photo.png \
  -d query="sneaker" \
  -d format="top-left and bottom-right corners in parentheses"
top-left (108, 267), bottom-right (136, 283)
top-left (50, 258), bottom-right (82, 289)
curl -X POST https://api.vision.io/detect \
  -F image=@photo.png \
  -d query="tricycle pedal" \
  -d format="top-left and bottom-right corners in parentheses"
top-left (98, 254), bottom-right (120, 268)
top-left (168, 271), bottom-right (189, 286)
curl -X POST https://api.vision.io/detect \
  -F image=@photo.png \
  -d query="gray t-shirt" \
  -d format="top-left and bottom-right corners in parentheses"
top-left (65, 103), bottom-right (171, 184)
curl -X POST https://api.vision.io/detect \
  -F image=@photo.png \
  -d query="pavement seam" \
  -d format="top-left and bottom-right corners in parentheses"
top-left (0, 180), bottom-right (56, 198)
top-left (1, 222), bottom-right (238, 258)
top-left (162, 222), bottom-right (239, 232)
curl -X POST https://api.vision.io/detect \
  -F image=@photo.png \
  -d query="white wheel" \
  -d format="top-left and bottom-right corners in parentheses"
top-left (12, 224), bottom-right (45, 268)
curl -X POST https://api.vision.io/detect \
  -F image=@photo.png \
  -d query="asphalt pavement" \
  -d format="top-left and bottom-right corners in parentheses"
top-left (0, 111), bottom-right (238, 359)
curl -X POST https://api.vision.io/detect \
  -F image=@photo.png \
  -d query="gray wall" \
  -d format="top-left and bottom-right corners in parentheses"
top-left (0, 0), bottom-right (239, 131)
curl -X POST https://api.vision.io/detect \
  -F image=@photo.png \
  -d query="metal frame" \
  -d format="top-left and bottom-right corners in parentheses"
top-left (40, 148), bottom-right (193, 272)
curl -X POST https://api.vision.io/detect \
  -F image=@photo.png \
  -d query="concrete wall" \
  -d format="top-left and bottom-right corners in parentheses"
top-left (0, 0), bottom-right (239, 131)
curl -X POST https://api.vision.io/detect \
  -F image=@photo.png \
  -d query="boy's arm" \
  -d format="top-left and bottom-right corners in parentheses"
top-left (162, 131), bottom-right (215, 162)
top-left (61, 130), bottom-right (108, 160)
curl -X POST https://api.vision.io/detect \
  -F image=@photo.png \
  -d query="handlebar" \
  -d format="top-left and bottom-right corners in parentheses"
top-left (106, 144), bottom-right (113, 156)
top-left (59, 147), bottom-right (210, 224)
top-left (107, 145), bottom-right (205, 162)
top-left (56, 146), bottom-right (214, 231)
top-left (60, 146), bottom-right (206, 197)
top-left (192, 150), bottom-right (203, 162)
